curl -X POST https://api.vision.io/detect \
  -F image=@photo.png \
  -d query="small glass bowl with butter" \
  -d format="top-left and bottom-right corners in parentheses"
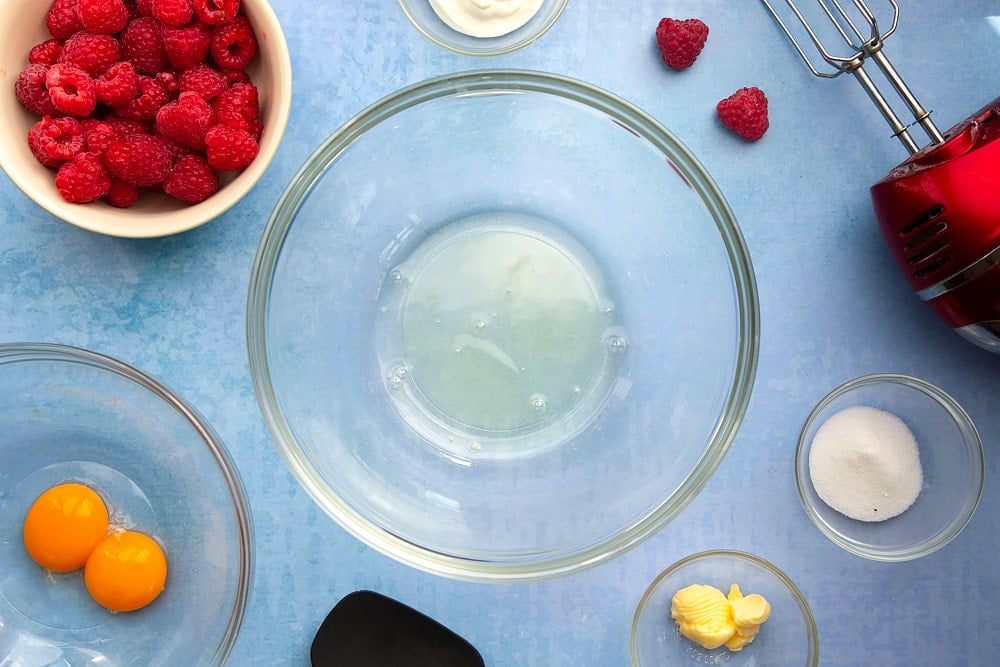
top-left (398, 0), bottom-right (568, 56)
top-left (631, 550), bottom-right (819, 666)
top-left (796, 374), bottom-right (985, 562)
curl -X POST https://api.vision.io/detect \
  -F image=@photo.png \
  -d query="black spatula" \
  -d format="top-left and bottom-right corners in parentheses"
top-left (310, 590), bottom-right (485, 666)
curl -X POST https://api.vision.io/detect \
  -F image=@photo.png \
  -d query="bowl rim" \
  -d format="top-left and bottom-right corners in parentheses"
top-left (246, 69), bottom-right (760, 582)
top-left (0, 0), bottom-right (292, 238)
top-left (397, 0), bottom-right (569, 56)
top-left (794, 372), bottom-right (985, 562)
top-left (629, 549), bottom-right (820, 666)
top-left (0, 341), bottom-right (255, 664)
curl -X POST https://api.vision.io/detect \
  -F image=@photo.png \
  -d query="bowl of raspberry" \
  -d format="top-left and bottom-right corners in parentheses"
top-left (0, 0), bottom-right (292, 237)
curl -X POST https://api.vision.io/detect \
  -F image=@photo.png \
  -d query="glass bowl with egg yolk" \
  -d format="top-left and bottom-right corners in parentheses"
top-left (0, 343), bottom-right (252, 665)
top-left (631, 550), bottom-right (819, 666)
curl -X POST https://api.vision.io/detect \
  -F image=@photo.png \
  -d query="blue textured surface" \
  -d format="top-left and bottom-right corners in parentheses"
top-left (2, 2), bottom-right (998, 665)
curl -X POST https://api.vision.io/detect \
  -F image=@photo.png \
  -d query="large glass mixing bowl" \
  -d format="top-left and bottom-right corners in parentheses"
top-left (247, 70), bottom-right (759, 581)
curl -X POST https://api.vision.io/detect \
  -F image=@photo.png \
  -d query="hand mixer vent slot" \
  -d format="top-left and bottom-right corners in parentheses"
top-left (901, 205), bottom-right (952, 279)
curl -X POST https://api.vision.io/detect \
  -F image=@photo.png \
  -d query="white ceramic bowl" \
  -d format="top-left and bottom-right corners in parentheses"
top-left (0, 0), bottom-right (292, 237)
top-left (398, 0), bottom-right (568, 56)
top-left (796, 374), bottom-right (984, 561)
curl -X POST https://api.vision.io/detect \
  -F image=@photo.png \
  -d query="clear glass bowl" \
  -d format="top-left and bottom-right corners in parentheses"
top-left (631, 550), bottom-right (819, 666)
top-left (0, 343), bottom-right (253, 665)
top-left (398, 0), bottom-right (568, 56)
top-left (796, 373), bottom-right (984, 561)
top-left (247, 70), bottom-right (759, 582)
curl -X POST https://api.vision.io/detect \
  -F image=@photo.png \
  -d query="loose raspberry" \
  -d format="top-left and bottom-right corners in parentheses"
top-left (59, 31), bottom-right (121, 76)
top-left (204, 123), bottom-right (256, 170)
top-left (81, 119), bottom-right (117, 155)
top-left (193, 0), bottom-right (239, 26)
top-left (655, 18), bottom-right (709, 71)
top-left (29, 40), bottom-right (63, 66)
top-left (155, 91), bottom-right (214, 150)
top-left (716, 86), bottom-right (770, 142)
top-left (46, 63), bottom-right (98, 117)
top-left (162, 22), bottom-right (211, 70)
top-left (95, 61), bottom-right (140, 107)
top-left (46, 0), bottom-right (84, 41)
top-left (164, 154), bottom-right (218, 203)
top-left (105, 177), bottom-right (143, 207)
top-left (115, 75), bottom-right (169, 121)
top-left (212, 82), bottom-right (260, 138)
top-left (78, 0), bottom-right (129, 35)
top-left (27, 116), bottom-right (86, 167)
top-left (210, 16), bottom-right (256, 70)
top-left (15, 64), bottom-right (58, 116)
top-left (55, 152), bottom-right (111, 202)
top-left (102, 133), bottom-right (173, 186)
top-left (151, 0), bottom-right (193, 28)
top-left (178, 63), bottom-right (227, 100)
top-left (121, 16), bottom-right (167, 74)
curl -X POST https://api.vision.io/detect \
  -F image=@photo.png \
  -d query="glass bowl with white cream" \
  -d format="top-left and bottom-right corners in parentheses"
top-left (631, 550), bottom-right (819, 666)
top-left (398, 0), bottom-right (568, 56)
top-left (247, 70), bottom-right (759, 582)
top-left (795, 374), bottom-right (984, 561)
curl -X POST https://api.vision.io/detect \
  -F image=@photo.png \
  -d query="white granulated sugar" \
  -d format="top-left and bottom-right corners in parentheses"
top-left (808, 405), bottom-right (923, 522)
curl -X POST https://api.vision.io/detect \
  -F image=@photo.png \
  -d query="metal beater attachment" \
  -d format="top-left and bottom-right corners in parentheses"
top-left (760, 0), bottom-right (944, 154)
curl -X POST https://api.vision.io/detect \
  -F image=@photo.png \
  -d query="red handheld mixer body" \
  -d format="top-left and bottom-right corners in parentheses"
top-left (871, 99), bottom-right (1000, 352)
top-left (762, 0), bottom-right (1000, 353)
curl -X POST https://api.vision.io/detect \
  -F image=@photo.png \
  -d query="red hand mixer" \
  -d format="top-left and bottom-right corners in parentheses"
top-left (761, 0), bottom-right (1000, 353)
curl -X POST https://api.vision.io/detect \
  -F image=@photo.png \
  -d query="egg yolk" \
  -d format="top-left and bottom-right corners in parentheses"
top-left (84, 530), bottom-right (168, 612)
top-left (23, 483), bottom-right (110, 572)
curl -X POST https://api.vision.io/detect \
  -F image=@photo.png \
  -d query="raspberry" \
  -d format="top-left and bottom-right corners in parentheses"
top-left (212, 82), bottom-right (260, 138)
top-left (178, 63), bottom-right (227, 100)
top-left (81, 119), bottom-right (117, 155)
top-left (164, 154), bottom-right (218, 203)
top-left (15, 64), bottom-right (58, 116)
top-left (102, 133), bottom-right (173, 186)
top-left (78, 0), bottom-right (129, 35)
top-left (210, 16), bottom-right (256, 70)
top-left (716, 87), bottom-right (770, 142)
top-left (137, 0), bottom-right (154, 16)
top-left (95, 61), bottom-right (140, 107)
top-left (162, 22), bottom-right (211, 70)
top-left (102, 115), bottom-right (150, 136)
top-left (29, 40), bottom-right (63, 66)
top-left (151, 0), bottom-right (193, 28)
top-left (155, 91), bottom-right (214, 150)
top-left (193, 0), bottom-right (239, 26)
top-left (59, 32), bottom-right (121, 76)
top-left (105, 177), bottom-right (143, 206)
top-left (115, 75), bottom-right (168, 120)
top-left (47, 0), bottom-right (84, 41)
top-left (155, 69), bottom-right (181, 94)
top-left (55, 152), bottom-right (111, 202)
top-left (655, 18), bottom-right (709, 71)
top-left (220, 67), bottom-right (249, 85)
top-left (204, 123), bottom-right (256, 170)
top-left (121, 16), bottom-right (167, 74)
top-left (46, 63), bottom-right (98, 117)
top-left (27, 116), bottom-right (86, 167)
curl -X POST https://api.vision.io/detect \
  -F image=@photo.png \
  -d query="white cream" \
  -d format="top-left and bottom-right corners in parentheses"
top-left (429, 0), bottom-right (545, 38)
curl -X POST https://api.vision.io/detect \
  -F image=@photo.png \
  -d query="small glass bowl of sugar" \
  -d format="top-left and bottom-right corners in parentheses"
top-left (795, 374), bottom-right (984, 561)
